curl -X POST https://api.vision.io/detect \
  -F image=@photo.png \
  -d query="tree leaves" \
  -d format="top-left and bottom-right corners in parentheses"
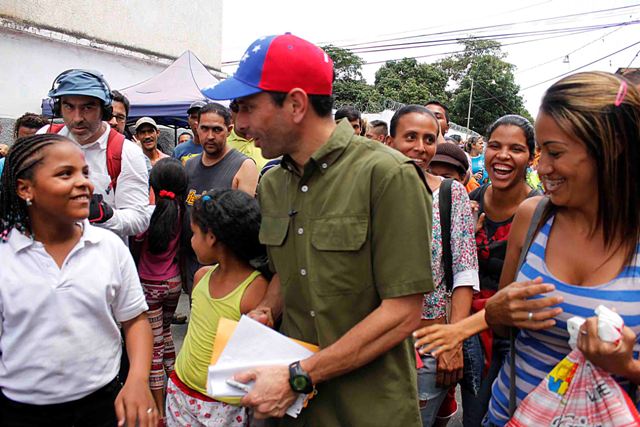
top-left (321, 39), bottom-right (531, 134)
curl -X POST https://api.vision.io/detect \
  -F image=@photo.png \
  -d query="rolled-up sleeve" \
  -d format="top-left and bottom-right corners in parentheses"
top-left (102, 140), bottom-right (150, 237)
top-left (372, 163), bottom-right (434, 299)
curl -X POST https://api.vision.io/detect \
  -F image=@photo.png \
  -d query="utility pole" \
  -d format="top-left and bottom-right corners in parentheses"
top-left (466, 78), bottom-right (474, 130)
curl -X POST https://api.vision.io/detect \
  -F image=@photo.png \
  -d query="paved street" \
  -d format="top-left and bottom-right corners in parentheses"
top-left (171, 291), bottom-right (190, 353)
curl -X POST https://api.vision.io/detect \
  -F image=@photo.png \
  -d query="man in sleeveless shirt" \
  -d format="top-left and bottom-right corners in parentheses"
top-left (183, 102), bottom-right (259, 294)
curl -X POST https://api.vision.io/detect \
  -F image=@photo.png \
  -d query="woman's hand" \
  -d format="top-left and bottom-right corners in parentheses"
top-left (469, 201), bottom-right (485, 234)
top-left (414, 322), bottom-right (467, 358)
top-left (578, 317), bottom-right (640, 380)
top-left (485, 277), bottom-right (564, 330)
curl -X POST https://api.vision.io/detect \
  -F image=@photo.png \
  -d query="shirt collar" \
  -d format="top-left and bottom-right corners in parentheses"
top-left (280, 119), bottom-right (354, 176)
top-left (64, 122), bottom-right (110, 150)
top-left (8, 219), bottom-right (102, 253)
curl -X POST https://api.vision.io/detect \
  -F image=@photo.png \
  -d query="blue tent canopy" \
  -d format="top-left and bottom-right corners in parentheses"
top-left (42, 50), bottom-right (223, 128)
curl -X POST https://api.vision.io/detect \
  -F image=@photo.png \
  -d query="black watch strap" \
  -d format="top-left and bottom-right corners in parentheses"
top-left (289, 360), bottom-right (314, 394)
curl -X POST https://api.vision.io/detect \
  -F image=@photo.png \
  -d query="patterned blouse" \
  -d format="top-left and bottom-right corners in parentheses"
top-left (423, 178), bottom-right (480, 319)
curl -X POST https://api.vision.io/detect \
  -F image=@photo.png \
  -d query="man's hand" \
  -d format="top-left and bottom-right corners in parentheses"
top-left (114, 378), bottom-right (157, 427)
top-left (89, 194), bottom-right (114, 223)
top-left (236, 365), bottom-right (297, 419)
top-left (435, 345), bottom-right (464, 388)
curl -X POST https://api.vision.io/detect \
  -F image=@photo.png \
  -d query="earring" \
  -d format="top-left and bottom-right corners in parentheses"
top-left (25, 199), bottom-right (32, 207)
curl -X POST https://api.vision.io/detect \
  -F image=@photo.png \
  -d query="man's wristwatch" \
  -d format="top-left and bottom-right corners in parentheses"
top-left (289, 360), bottom-right (314, 394)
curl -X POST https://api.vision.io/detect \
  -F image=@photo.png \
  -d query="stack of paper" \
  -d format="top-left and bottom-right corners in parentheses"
top-left (207, 315), bottom-right (318, 418)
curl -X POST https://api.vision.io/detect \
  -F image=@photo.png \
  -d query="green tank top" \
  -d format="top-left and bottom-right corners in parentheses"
top-left (175, 265), bottom-right (261, 398)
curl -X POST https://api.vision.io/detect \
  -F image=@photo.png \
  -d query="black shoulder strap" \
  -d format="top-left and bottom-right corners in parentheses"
top-left (439, 179), bottom-right (454, 293)
top-left (509, 196), bottom-right (551, 417)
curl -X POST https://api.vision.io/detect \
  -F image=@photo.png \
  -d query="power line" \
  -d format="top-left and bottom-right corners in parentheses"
top-left (344, 22), bottom-right (636, 54)
top-left (625, 49), bottom-right (640, 68)
top-left (516, 25), bottom-right (625, 74)
top-left (473, 80), bottom-right (512, 111)
top-left (520, 39), bottom-right (640, 90)
top-left (471, 39), bottom-right (640, 104)
top-left (360, 24), bottom-right (621, 66)
top-left (332, 4), bottom-right (640, 49)
top-left (222, 20), bottom-right (639, 67)
top-left (316, 0), bottom-right (553, 47)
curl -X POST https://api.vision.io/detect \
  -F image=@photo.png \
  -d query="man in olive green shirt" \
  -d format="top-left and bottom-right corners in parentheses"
top-left (204, 33), bottom-right (434, 426)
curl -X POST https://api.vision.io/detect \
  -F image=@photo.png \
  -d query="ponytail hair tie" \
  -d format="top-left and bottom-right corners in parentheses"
top-left (615, 80), bottom-right (628, 107)
top-left (159, 190), bottom-right (175, 200)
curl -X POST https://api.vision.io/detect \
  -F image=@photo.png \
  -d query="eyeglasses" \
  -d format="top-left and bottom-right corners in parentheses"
top-left (113, 114), bottom-right (126, 122)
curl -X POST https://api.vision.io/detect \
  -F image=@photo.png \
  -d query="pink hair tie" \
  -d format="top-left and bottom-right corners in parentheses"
top-left (615, 80), bottom-right (628, 107)
top-left (159, 190), bottom-right (175, 200)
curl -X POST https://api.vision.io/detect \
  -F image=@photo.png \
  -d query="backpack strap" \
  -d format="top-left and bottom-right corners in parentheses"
top-left (439, 179), bottom-right (454, 293)
top-left (106, 129), bottom-right (125, 192)
top-left (46, 123), bottom-right (65, 134)
top-left (509, 196), bottom-right (551, 417)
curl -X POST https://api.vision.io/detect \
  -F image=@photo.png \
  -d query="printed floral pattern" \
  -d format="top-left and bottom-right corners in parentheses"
top-left (166, 378), bottom-right (248, 426)
top-left (422, 179), bottom-right (478, 319)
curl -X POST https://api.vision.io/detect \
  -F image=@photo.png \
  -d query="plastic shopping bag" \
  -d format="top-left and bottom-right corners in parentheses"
top-left (508, 349), bottom-right (640, 426)
top-left (508, 305), bottom-right (640, 426)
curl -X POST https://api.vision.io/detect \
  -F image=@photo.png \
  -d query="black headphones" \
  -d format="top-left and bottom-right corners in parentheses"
top-left (50, 69), bottom-right (114, 121)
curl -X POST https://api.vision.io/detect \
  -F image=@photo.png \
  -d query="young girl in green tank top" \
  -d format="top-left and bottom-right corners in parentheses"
top-left (167, 189), bottom-right (268, 427)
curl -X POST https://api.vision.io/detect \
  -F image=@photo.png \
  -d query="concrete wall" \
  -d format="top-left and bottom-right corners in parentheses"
top-left (0, 26), bottom-right (167, 118)
top-left (0, 27), bottom-right (171, 146)
top-left (0, 0), bottom-right (223, 68)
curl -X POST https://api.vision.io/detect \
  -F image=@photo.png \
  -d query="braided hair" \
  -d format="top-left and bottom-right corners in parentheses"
top-left (0, 134), bottom-right (71, 241)
top-left (191, 189), bottom-right (269, 278)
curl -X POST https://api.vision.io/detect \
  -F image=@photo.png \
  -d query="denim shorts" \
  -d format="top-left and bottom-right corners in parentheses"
top-left (417, 353), bottom-right (449, 427)
top-left (417, 334), bottom-right (484, 427)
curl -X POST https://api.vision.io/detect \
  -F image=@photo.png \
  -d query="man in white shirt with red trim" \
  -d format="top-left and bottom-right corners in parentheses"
top-left (39, 69), bottom-right (149, 238)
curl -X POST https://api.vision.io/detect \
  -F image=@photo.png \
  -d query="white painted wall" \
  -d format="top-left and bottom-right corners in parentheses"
top-left (0, 27), bottom-right (166, 118)
top-left (0, 0), bottom-right (223, 68)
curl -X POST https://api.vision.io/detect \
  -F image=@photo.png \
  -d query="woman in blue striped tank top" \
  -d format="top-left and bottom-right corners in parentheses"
top-left (483, 71), bottom-right (640, 426)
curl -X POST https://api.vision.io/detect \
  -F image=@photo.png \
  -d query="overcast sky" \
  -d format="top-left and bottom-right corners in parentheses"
top-left (221, 0), bottom-right (640, 122)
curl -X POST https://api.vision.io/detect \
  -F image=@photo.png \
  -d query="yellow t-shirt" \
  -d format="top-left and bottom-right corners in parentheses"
top-left (227, 129), bottom-right (268, 171)
top-left (175, 265), bottom-right (261, 399)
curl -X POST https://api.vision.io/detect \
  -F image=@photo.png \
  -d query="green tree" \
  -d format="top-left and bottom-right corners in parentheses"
top-left (445, 39), bottom-right (531, 134)
top-left (322, 45), bottom-right (382, 112)
top-left (374, 58), bottom-right (449, 105)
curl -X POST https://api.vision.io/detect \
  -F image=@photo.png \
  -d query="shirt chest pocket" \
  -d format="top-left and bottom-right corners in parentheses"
top-left (310, 216), bottom-right (371, 295)
top-left (259, 215), bottom-right (290, 274)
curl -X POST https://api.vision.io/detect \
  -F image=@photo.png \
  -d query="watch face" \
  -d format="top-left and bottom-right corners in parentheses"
top-left (292, 376), bottom-right (308, 391)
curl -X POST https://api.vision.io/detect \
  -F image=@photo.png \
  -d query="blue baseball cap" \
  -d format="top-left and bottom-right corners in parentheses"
top-left (203, 33), bottom-right (333, 100)
top-left (48, 69), bottom-right (112, 106)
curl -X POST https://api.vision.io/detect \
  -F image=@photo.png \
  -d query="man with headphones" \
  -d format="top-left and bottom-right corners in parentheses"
top-left (40, 69), bottom-right (150, 238)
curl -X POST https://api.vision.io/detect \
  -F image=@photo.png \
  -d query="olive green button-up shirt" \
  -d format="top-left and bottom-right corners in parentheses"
top-left (258, 120), bottom-right (434, 426)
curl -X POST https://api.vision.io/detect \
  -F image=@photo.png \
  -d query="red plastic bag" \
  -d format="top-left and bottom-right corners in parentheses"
top-left (508, 349), bottom-right (640, 427)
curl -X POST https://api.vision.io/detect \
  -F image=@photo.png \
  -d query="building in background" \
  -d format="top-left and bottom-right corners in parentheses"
top-left (0, 0), bottom-right (223, 144)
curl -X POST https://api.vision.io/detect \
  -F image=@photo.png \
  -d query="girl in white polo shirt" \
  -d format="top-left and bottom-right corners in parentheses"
top-left (0, 134), bottom-right (156, 427)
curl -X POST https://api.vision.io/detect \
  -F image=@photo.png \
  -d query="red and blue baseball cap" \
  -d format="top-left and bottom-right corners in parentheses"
top-left (203, 33), bottom-right (334, 100)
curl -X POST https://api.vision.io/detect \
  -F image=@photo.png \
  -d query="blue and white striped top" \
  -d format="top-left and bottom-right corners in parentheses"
top-left (486, 215), bottom-right (640, 426)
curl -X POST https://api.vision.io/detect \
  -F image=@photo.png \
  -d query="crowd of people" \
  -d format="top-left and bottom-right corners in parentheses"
top-left (0, 32), bottom-right (639, 427)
